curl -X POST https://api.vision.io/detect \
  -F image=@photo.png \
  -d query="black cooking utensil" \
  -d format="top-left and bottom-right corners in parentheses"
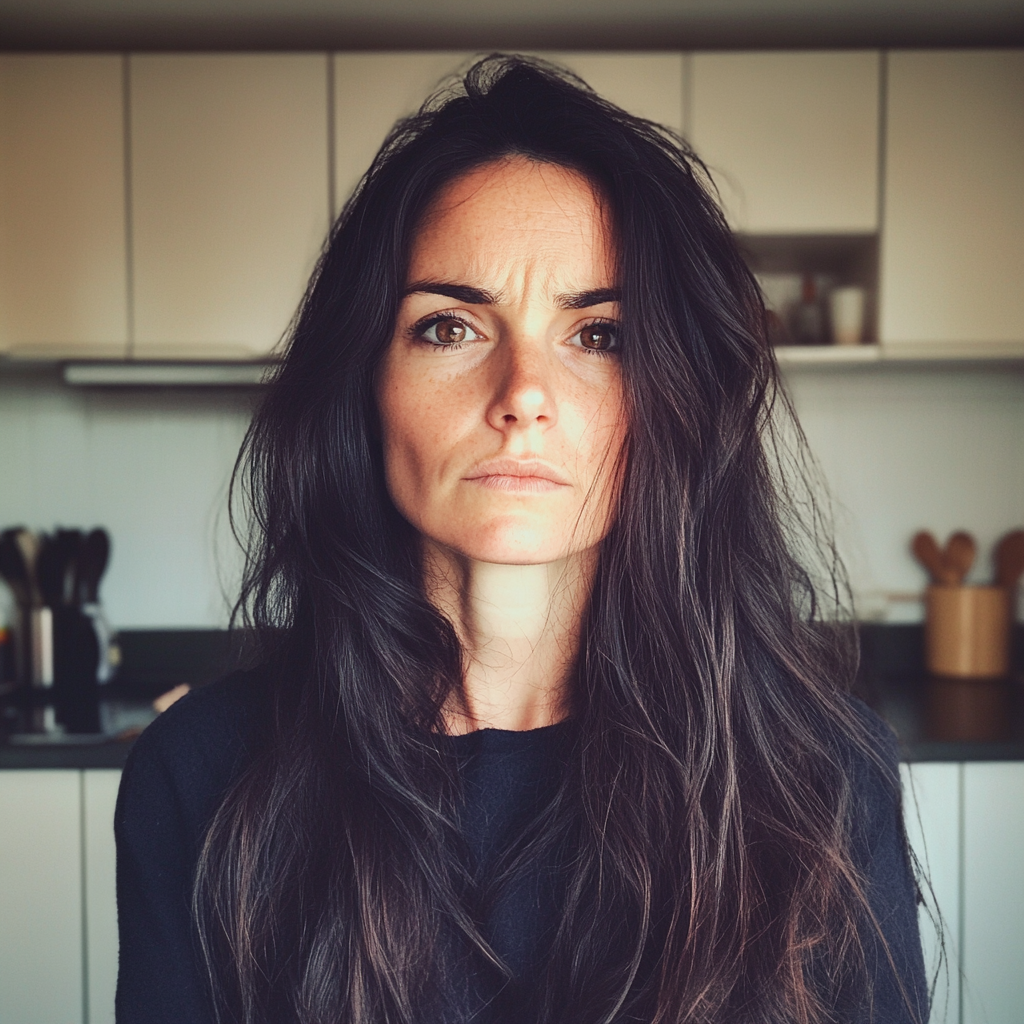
top-left (56, 530), bottom-right (84, 605)
top-left (78, 528), bottom-right (111, 605)
top-left (35, 534), bottom-right (63, 607)
top-left (0, 528), bottom-right (31, 606)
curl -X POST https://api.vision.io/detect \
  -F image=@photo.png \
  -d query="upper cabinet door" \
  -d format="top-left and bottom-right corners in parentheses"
top-left (333, 53), bottom-right (684, 217)
top-left (131, 55), bottom-right (330, 359)
top-left (0, 55), bottom-right (127, 357)
top-left (541, 53), bottom-right (684, 134)
top-left (333, 53), bottom-right (472, 215)
top-left (690, 52), bottom-right (880, 234)
top-left (881, 51), bottom-right (1024, 350)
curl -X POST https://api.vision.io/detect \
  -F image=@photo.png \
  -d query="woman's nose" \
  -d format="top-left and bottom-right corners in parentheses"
top-left (485, 336), bottom-right (558, 433)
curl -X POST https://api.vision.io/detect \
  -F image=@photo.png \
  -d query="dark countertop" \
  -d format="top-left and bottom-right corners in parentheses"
top-left (0, 731), bottom-right (136, 769)
top-left (856, 623), bottom-right (1024, 761)
top-left (1, 624), bottom-right (1022, 769)
top-left (871, 674), bottom-right (1024, 761)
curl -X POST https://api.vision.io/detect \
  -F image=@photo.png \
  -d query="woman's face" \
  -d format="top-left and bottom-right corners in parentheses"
top-left (377, 157), bottom-right (626, 565)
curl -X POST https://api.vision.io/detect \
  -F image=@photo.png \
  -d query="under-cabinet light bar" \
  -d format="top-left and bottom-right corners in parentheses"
top-left (63, 362), bottom-right (272, 387)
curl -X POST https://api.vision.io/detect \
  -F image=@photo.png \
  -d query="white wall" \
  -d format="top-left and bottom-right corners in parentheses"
top-left (786, 363), bottom-right (1024, 621)
top-left (0, 368), bottom-right (252, 628)
top-left (0, 363), bottom-right (1022, 628)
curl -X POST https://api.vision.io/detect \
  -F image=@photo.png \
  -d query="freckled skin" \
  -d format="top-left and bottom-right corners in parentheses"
top-left (377, 157), bottom-right (627, 566)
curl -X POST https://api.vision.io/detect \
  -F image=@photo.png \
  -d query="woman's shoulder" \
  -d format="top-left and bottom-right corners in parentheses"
top-left (126, 666), bottom-right (270, 775)
top-left (841, 694), bottom-right (902, 789)
top-left (834, 694), bottom-right (909, 866)
top-left (116, 666), bottom-right (272, 846)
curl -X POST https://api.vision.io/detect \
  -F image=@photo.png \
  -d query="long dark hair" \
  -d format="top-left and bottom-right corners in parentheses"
top-left (195, 55), bottom-right (909, 1023)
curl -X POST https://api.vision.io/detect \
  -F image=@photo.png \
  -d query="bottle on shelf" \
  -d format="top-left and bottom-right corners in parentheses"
top-left (791, 273), bottom-right (825, 345)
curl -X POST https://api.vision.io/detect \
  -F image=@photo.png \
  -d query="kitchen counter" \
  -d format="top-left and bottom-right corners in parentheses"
top-left (2, 681), bottom-right (1022, 770)
top-left (856, 622), bottom-right (1024, 760)
top-left (2, 624), bottom-right (1022, 769)
top-left (0, 732), bottom-right (135, 769)
top-left (0, 695), bottom-right (156, 768)
top-left (872, 673), bottom-right (1024, 761)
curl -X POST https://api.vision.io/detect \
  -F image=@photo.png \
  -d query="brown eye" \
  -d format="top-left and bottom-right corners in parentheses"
top-left (418, 316), bottom-right (479, 346)
top-left (434, 319), bottom-right (466, 344)
top-left (577, 324), bottom-right (618, 352)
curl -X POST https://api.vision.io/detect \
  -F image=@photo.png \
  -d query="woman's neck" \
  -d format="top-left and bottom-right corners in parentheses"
top-left (422, 540), bottom-right (597, 734)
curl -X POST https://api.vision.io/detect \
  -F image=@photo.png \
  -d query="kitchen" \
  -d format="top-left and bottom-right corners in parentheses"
top-left (1, 21), bottom-right (1023, 1024)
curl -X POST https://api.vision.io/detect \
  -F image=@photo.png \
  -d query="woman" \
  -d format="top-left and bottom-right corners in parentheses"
top-left (115, 55), bottom-right (928, 1024)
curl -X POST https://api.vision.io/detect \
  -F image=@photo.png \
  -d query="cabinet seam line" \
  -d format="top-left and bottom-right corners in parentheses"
top-left (122, 54), bottom-right (136, 360)
top-left (326, 52), bottom-right (336, 226)
top-left (80, 770), bottom-right (90, 1024)
top-left (876, 50), bottom-right (888, 235)
top-left (957, 762), bottom-right (965, 1024)
top-left (876, 50), bottom-right (888, 348)
top-left (681, 53), bottom-right (692, 141)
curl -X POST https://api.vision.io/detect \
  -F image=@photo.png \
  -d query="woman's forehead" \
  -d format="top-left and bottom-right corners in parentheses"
top-left (408, 158), bottom-right (617, 294)
top-left (425, 157), bottom-right (602, 217)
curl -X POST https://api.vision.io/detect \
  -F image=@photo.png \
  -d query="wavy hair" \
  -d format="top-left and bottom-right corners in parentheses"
top-left (194, 55), bottom-right (911, 1023)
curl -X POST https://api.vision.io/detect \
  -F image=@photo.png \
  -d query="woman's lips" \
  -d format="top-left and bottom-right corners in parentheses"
top-left (464, 458), bottom-right (571, 493)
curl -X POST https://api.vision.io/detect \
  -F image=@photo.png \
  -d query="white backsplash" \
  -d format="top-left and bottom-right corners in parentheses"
top-left (1, 362), bottom-right (1022, 628)
top-left (786, 363), bottom-right (1024, 621)
top-left (0, 369), bottom-right (253, 628)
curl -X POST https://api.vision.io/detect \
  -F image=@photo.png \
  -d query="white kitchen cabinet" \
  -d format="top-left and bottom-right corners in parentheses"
top-left (0, 760), bottom-right (1021, 1023)
top-left (333, 52), bottom-right (472, 215)
top-left (962, 761), bottom-right (1024, 1024)
top-left (881, 51), bottom-right (1024, 352)
top-left (130, 54), bottom-right (330, 359)
top-left (540, 53), bottom-right (684, 135)
top-left (333, 52), bottom-right (684, 218)
top-left (84, 770), bottom-right (121, 1024)
top-left (0, 770), bottom-right (83, 1024)
top-left (0, 55), bottom-right (127, 358)
top-left (902, 762), bottom-right (961, 1024)
top-left (689, 51), bottom-right (880, 234)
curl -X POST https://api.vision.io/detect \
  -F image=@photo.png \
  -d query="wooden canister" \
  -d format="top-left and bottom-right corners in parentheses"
top-left (925, 585), bottom-right (1012, 678)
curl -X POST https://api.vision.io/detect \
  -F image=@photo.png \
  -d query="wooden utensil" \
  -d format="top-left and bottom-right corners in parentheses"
top-left (912, 531), bottom-right (947, 583)
top-left (993, 529), bottom-right (1024, 589)
top-left (944, 531), bottom-right (976, 585)
top-left (912, 530), bottom-right (978, 585)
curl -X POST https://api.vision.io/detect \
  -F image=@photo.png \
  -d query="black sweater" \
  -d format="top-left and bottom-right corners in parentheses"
top-left (114, 670), bottom-right (928, 1023)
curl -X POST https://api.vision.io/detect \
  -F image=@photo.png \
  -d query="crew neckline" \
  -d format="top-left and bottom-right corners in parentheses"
top-left (442, 719), bottom-right (571, 753)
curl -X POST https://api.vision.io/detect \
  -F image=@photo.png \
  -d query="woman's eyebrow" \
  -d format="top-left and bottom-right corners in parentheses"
top-left (402, 282), bottom-right (620, 310)
top-left (402, 281), bottom-right (497, 304)
top-left (555, 288), bottom-right (620, 309)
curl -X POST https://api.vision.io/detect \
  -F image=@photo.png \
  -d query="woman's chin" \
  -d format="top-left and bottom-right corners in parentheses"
top-left (431, 525), bottom-right (580, 566)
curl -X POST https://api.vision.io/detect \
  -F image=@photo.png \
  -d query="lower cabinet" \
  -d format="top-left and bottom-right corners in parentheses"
top-left (84, 771), bottom-right (121, 1024)
top-left (902, 762), bottom-right (962, 1024)
top-left (903, 761), bottom-right (1024, 1024)
top-left (0, 770), bottom-right (83, 1024)
top-left (0, 770), bottom-right (119, 1024)
top-left (962, 762), bottom-right (1024, 1024)
top-left (1, 763), bottom-right (1022, 1023)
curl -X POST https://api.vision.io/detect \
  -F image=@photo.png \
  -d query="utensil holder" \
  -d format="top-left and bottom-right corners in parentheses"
top-left (925, 585), bottom-right (1012, 678)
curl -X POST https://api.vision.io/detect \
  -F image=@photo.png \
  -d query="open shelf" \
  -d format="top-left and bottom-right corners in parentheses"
top-left (738, 232), bottom-right (879, 347)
